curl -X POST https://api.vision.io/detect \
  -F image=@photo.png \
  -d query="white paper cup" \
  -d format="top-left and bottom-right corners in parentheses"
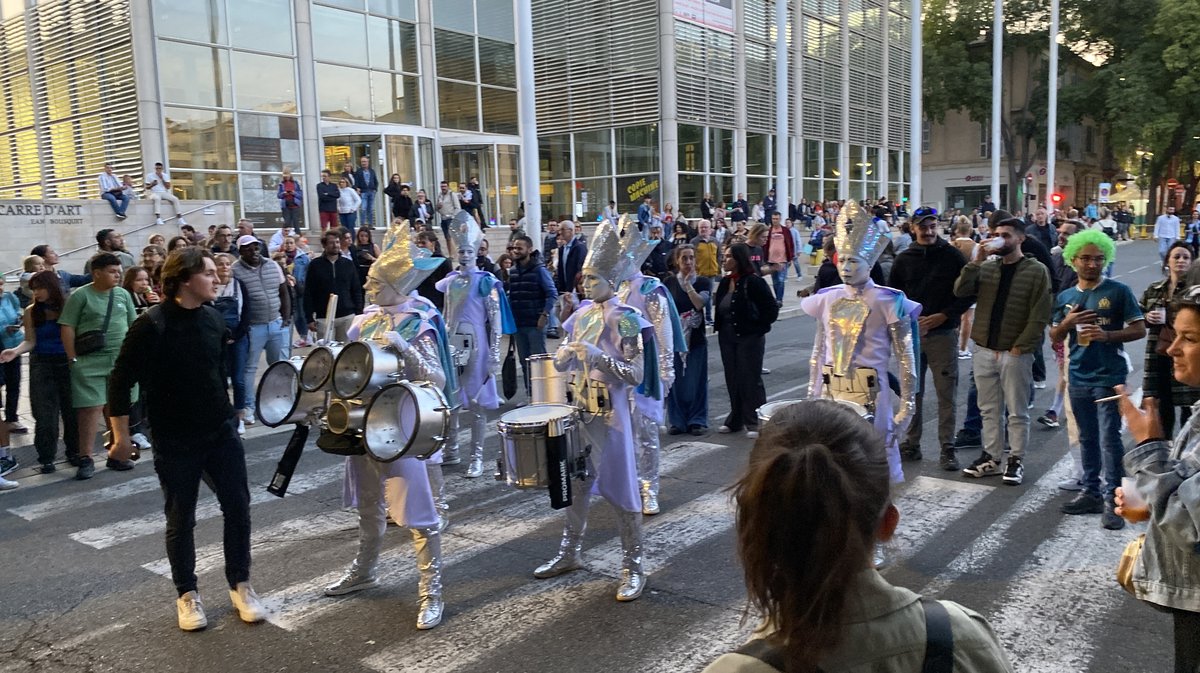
top-left (1150, 308), bottom-right (1166, 324)
top-left (1121, 476), bottom-right (1147, 510)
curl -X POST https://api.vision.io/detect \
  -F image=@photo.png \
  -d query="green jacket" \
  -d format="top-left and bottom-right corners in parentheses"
top-left (954, 254), bottom-right (1051, 354)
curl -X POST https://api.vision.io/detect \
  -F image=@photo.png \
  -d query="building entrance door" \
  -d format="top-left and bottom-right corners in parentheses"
top-left (324, 136), bottom-right (383, 228)
top-left (443, 145), bottom-right (494, 224)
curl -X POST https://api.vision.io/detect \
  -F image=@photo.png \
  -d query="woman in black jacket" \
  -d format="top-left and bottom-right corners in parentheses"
top-left (713, 243), bottom-right (779, 438)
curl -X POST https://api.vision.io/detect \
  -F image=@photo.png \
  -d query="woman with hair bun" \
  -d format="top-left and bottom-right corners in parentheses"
top-left (704, 399), bottom-right (1012, 673)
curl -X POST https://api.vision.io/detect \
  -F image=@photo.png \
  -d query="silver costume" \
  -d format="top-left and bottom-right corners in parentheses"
top-left (324, 219), bottom-right (450, 630)
top-left (615, 218), bottom-right (677, 515)
top-left (799, 200), bottom-right (921, 483)
top-left (535, 218), bottom-right (657, 602)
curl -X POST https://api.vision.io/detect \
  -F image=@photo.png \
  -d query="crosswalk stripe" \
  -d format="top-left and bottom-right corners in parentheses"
top-left (68, 464), bottom-right (346, 550)
top-left (985, 514), bottom-right (1136, 672)
top-left (637, 610), bottom-right (753, 673)
top-left (260, 441), bottom-right (729, 632)
top-left (7, 450), bottom-right (280, 521)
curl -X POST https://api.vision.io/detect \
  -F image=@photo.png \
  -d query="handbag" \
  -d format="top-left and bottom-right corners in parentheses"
top-left (501, 338), bottom-right (518, 400)
top-left (74, 290), bottom-right (116, 356)
top-left (1116, 533), bottom-right (1145, 596)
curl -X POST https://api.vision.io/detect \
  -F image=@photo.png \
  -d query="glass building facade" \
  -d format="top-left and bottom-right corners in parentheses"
top-left (0, 0), bottom-right (910, 228)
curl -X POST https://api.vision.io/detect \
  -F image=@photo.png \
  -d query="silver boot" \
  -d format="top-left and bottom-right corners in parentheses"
top-left (465, 411), bottom-right (486, 478)
top-left (412, 526), bottom-right (445, 630)
top-left (636, 414), bottom-right (661, 515)
top-left (442, 411), bottom-right (462, 465)
top-left (615, 510), bottom-right (647, 602)
top-left (326, 466), bottom-right (385, 596)
top-left (534, 485), bottom-right (591, 578)
top-left (426, 461), bottom-right (450, 533)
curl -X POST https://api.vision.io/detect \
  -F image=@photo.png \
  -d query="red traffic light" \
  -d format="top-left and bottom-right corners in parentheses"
top-left (1050, 193), bottom-right (1064, 205)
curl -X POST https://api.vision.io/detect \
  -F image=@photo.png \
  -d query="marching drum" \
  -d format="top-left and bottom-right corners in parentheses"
top-left (256, 358), bottom-right (326, 427)
top-left (326, 398), bottom-right (367, 435)
top-left (300, 344), bottom-right (343, 393)
top-left (756, 398), bottom-right (873, 428)
top-left (362, 381), bottom-right (451, 462)
top-left (528, 354), bottom-right (568, 405)
top-left (333, 340), bottom-right (401, 398)
top-left (496, 404), bottom-right (584, 490)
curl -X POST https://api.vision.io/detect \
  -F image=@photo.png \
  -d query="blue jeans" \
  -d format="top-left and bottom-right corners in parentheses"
top-left (243, 319), bottom-right (290, 413)
top-left (360, 191), bottom-right (376, 228)
top-left (512, 326), bottom-right (548, 395)
top-left (770, 269), bottom-right (785, 302)
top-left (1069, 385), bottom-right (1125, 500)
top-left (102, 191), bottom-right (129, 215)
top-left (227, 335), bottom-right (249, 412)
top-left (339, 212), bottom-right (357, 229)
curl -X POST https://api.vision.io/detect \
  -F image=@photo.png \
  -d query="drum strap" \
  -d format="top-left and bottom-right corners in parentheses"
top-left (545, 433), bottom-right (573, 510)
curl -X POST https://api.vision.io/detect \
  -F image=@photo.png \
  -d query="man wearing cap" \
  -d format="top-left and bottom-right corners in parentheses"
top-left (231, 234), bottom-right (291, 422)
top-left (888, 207), bottom-right (975, 471)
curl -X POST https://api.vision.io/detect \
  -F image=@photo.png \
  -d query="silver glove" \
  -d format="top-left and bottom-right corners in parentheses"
top-left (485, 282), bottom-right (503, 376)
top-left (400, 331), bottom-right (448, 391)
top-left (808, 317), bottom-right (827, 400)
top-left (643, 294), bottom-right (676, 391)
top-left (888, 320), bottom-right (918, 427)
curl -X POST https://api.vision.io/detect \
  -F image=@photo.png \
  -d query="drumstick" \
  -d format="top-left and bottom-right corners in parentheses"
top-left (324, 294), bottom-right (338, 343)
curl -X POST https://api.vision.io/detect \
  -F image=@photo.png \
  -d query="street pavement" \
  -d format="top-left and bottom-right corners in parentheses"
top-left (0, 238), bottom-right (1176, 673)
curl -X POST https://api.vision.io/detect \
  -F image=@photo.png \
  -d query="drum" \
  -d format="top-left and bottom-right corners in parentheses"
top-left (496, 404), bottom-right (582, 489)
top-left (256, 358), bottom-right (326, 427)
top-left (326, 398), bottom-right (367, 435)
top-left (757, 398), bottom-right (872, 427)
top-left (528, 354), bottom-right (567, 405)
top-left (362, 381), bottom-right (451, 462)
top-left (333, 340), bottom-right (401, 398)
top-left (300, 344), bottom-right (343, 393)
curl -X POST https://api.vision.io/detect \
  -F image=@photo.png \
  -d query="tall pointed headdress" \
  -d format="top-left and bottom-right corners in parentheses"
top-left (449, 211), bottom-right (483, 252)
top-left (617, 215), bottom-right (656, 282)
top-left (367, 219), bottom-right (443, 296)
top-left (834, 199), bottom-right (890, 267)
top-left (582, 218), bottom-right (638, 287)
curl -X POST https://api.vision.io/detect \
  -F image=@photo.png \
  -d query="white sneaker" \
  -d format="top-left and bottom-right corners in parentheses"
top-left (761, 367), bottom-right (771, 375)
top-left (237, 420), bottom-right (246, 436)
top-left (745, 430), bottom-right (759, 439)
top-left (178, 217), bottom-right (187, 226)
top-left (131, 433), bottom-right (153, 451)
top-left (229, 582), bottom-right (267, 623)
top-left (0, 476), bottom-right (18, 491)
top-left (155, 217), bottom-right (165, 225)
top-left (176, 591), bottom-right (207, 631)
top-left (243, 412), bottom-right (256, 426)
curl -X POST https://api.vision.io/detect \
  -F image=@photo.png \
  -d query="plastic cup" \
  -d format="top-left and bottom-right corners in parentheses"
top-left (1076, 323), bottom-right (1091, 346)
top-left (1150, 308), bottom-right (1166, 325)
top-left (1121, 476), bottom-right (1147, 510)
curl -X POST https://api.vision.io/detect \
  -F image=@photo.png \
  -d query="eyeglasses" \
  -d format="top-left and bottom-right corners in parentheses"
top-left (1074, 255), bottom-right (1108, 266)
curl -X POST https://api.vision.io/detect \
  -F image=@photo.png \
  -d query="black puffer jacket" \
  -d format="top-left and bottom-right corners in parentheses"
top-left (888, 237), bottom-right (975, 331)
top-left (713, 273), bottom-right (779, 337)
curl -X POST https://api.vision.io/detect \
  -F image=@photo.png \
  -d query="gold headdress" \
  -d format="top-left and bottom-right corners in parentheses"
top-left (366, 219), bottom-right (443, 296)
top-left (449, 211), bottom-right (483, 252)
top-left (834, 200), bottom-right (890, 267)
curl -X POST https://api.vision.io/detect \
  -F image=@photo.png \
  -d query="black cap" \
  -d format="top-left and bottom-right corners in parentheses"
top-left (989, 209), bottom-right (1023, 229)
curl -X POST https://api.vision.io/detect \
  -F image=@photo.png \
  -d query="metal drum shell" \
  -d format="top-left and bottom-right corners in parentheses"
top-left (256, 358), bottom-right (325, 428)
top-left (528, 353), bottom-right (567, 405)
top-left (362, 381), bottom-right (451, 462)
top-left (326, 398), bottom-right (368, 435)
top-left (756, 398), bottom-right (872, 428)
top-left (333, 340), bottom-right (401, 399)
top-left (496, 404), bottom-right (580, 490)
top-left (300, 344), bottom-right (343, 392)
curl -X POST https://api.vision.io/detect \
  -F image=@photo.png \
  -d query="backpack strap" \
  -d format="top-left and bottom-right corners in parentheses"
top-left (919, 599), bottom-right (955, 673)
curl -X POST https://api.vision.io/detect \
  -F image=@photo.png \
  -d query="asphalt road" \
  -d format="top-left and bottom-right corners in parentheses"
top-left (0, 238), bottom-right (1177, 673)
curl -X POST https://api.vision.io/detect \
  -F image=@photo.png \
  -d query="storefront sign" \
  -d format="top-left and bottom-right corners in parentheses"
top-left (1098, 182), bottom-right (1112, 203)
top-left (674, 0), bottom-right (734, 34)
top-left (618, 174), bottom-right (660, 211)
top-left (0, 202), bottom-right (84, 225)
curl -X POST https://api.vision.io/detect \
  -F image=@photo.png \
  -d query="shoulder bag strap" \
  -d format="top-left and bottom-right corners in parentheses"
top-left (100, 288), bottom-right (116, 333)
top-left (919, 598), bottom-right (955, 673)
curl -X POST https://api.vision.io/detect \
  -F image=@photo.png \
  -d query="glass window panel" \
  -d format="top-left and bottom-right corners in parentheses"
top-left (241, 173), bottom-right (303, 229)
top-left (153, 0), bottom-right (227, 44)
top-left (711, 175), bottom-right (733, 207)
top-left (316, 0), bottom-right (363, 9)
top-left (368, 17), bottom-right (417, 72)
top-left (163, 106), bottom-right (235, 170)
top-left (384, 135), bottom-right (417, 188)
top-left (481, 86), bottom-right (517, 135)
top-left (371, 72), bottom-right (421, 124)
top-left (679, 174), bottom-right (704, 219)
top-left (865, 147), bottom-right (879, 187)
top-left (802, 179), bottom-right (819, 202)
top-left (539, 134), bottom-right (571, 182)
top-left (824, 179), bottom-right (839, 202)
top-left (541, 180), bottom-right (573, 227)
top-left (824, 141), bottom-right (840, 179)
top-left (805, 139), bottom-right (820, 177)
top-left (709, 127), bottom-right (733, 174)
top-left (233, 52), bottom-right (297, 113)
top-left (313, 5), bottom-right (368, 65)
top-left (157, 41), bottom-right (231, 108)
top-left (888, 149), bottom-right (900, 182)
top-left (678, 124), bottom-right (703, 174)
top-left (615, 125), bottom-right (658, 175)
top-left (478, 39), bottom-right (515, 88)
top-left (315, 63), bottom-right (371, 119)
top-left (369, 0), bottom-right (416, 20)
top-left (437, 80), bottom-right (479, 131)
top-left (747, 176), bottom-right (771, 208)
top-left (850, 144), bottom-right (865, 180)
top-left (436, 31), bottom-right (476, 82)
top-left (231, 0), bottom-right (293, 54)
top-left (576, 177), bottom-right (611, 222)
top-left (496, 145), bottom-right (520, 226)
top-left (170, 170), bottom-right (239, 204)
top-left (236, 113), bottom-right (299, 173)
top-left (476, 0), bottom-right (514, 41)
top-left (433, 0), bottom-right (474, 32)
top-left (574, 130), bottom-right (611, 178)
top-left (4, 75), bottom-right (33, 131)
top-left (746, 133), bottom-right (768, 175)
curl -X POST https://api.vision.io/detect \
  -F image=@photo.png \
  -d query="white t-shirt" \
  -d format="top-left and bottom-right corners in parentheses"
top-left (147, 170), bottom-right (171, 193)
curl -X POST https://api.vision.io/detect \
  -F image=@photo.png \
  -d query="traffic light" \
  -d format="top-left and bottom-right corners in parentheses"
top-left (1050, 193), bottom-right (1064, 206)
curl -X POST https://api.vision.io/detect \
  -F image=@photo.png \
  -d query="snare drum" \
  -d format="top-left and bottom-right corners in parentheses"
top-left (300, 344), bottom-right (342, 392)
top-left (496, 404), bottom-right (582, 489)
top-left (362, 381), bottom-right (451, 462)
top-left (334, 340), bottom-right (401, 398)
top-left (528, 354), bottom-right (567, 405)
top-left (757, 398), bottom-right (873, 427)
top-left (256, 358), bottom-right (326, 427)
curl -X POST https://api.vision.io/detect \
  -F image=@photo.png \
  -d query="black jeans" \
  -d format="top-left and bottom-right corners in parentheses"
top-left (2, 356), bottom-right (19, 422)
top-left (1173, 608), bottom-right (1200, 673)
top-left (29, 354), bottom-right (79, 465)
top-left (153, 418), bottom-right (252, 596)
top-left (718, 329), bottom-right (766, 431)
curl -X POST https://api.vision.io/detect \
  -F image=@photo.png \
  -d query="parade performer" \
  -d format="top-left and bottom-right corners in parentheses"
top-left (536, 219), bottom-right (660, 601)
top-left (323, 219), bottom-right (453, 630)
top-left (800, 199), bottom-right (921, 483)
top-left (615, 217), bottom-right (685, 515)
top-left (437, 213), bottom-right (515, 477)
